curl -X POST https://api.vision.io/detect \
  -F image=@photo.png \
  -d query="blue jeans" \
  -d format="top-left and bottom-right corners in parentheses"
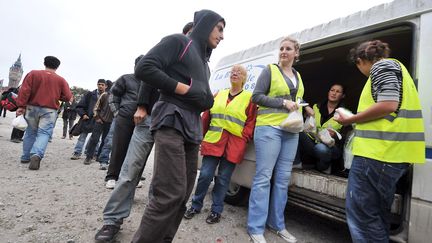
top-left (346, 156), bottom-right (408, 243)
top-left (21, 105), bottom-right (57, 161)
top-left (74, 132), bottom-right (89, 155)
top-left (98, 119), bottom-right (115, 164)
top-left (296, 132), bottom-right (341, 171)
top-left (103, 116), bottom-right (154, 226)
top-left (191, 155), bottom-right (236, 214)
top-left (247, 126), bottom-right (298, 234)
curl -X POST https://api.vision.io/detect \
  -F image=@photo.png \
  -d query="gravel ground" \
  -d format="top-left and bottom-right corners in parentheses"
top-left (0, 112), bottom-right (351, 243)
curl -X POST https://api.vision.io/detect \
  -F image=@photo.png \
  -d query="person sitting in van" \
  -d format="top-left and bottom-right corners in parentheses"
top-left (184, 64), bottom-right (257, 224)
top-left (335, 40), bottom-right (425, 243)
top-left (295, 83), bottom-right (349, 174)
top-left (247, 36), bottom-right (312, 243)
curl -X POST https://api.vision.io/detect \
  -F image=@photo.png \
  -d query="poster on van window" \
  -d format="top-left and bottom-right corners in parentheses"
top-left (209, 53), bottom-right (277, 94)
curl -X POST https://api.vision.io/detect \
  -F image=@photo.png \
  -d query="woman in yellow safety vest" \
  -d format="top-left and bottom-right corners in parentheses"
top-left (247, 36), bottom-right (312, 243)
top-left (296, 83), bottom-right (348, 174)
top-left (184, 64), bottom-right (257, 224)
top-left (335, 40), bottom-right (425, 242)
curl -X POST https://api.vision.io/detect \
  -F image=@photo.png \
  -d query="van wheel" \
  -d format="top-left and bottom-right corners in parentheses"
top-left (224, 182), bottom-right (250, 206)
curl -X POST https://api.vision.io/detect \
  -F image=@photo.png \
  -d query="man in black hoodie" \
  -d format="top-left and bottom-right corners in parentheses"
top-left (131, 9), bottom-right (225, 242)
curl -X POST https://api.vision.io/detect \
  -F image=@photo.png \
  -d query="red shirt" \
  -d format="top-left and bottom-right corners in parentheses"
top-left (17, 70), bottom-right (72, 110)
top-left (200, 94), bottom-right (257, 164)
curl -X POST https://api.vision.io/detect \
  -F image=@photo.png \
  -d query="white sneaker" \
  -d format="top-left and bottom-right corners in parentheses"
top-left (105, 179), bottom-right (116, 189)
top-left (249, 234), bottom-right (267, 243)
top-left (269, 228), bottom-right (297, 243)
top-left (136, 181), bottom-right (144, 188)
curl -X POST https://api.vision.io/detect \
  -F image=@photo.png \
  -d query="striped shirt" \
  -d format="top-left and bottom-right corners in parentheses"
top-left (370, 59), bottom-right (402, 110)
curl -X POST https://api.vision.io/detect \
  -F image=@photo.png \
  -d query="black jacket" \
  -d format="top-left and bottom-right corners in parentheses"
top-left (76, 89), bottom-right (98, 118)
top-left (110, 74), bottom-right (140, 118)
top-left (134, 10), bottom-right (225, 112)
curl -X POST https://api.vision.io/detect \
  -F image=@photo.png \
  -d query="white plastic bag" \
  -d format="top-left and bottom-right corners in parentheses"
top-left (12, 115), bottom-right (28, 131)
top-left (303, 116), bottom-right (316, 133)
top-left (334, 107), bottom-right (354, 120)
top-left (280, 110), bottom-right (304, 133)
top-left (280, 99), bottom-right (308, 133)
top-left (343, 130), bottom-right (355, 169)
top-left (317, 129), bottom-right (335, 147)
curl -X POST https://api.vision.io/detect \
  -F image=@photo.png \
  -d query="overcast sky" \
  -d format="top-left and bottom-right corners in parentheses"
top-left (0, 0), bottom-right (392, 90)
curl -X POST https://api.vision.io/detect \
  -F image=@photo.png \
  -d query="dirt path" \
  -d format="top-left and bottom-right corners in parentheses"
top-left (0, 112), bottom-right (351, 243)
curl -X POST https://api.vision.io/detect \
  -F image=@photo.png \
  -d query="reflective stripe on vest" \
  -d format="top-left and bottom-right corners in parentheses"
top-left (256, 64), bottom-right (304, 126)
top-left (203, 89), bottom-right (252, 143)
top-left (352, 59), bottom-right (425, 163)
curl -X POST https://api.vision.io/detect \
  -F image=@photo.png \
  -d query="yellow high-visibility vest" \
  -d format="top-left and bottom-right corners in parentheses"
top-left (313, 104), bottom-right (343, 132)
top-left (256, 64), bottom-right (304, 126)
top-left (307, 104), bottom-right (344, 141)
top-left (203, 89), bottom-right (252, 143)
top-left (353, 59), bottom-right (425, 163)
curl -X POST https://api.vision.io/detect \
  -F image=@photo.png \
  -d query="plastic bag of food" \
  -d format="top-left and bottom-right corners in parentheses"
top-left (303, 116), bottom-right (316, 133)
top-left (280, 110), bottom-right (304, 133)
top-left (11, 115), bottom-right (28, 131)
top-left (334, 107), bottom-right (354, 120)
top-left (317, 129), bottom-right (335, 147)
top-left (343, 130), bottom-right (355, 169)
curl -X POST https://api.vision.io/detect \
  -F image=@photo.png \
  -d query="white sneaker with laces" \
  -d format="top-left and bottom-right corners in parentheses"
top-left (136, 181), bottom-right (144, 188)
top-left (270, 228), bottom-right (297, 243)
top-left (249, 234), bottom-right (267, 243)
top-left (105, 179), bottom-right (116, 189)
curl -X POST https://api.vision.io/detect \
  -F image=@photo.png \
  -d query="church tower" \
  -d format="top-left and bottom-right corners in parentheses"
top-left (8, 54), bottom-right (24, 88)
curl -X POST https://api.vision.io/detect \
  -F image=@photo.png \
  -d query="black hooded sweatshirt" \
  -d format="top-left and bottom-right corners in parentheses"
top-left (134, 9), bottom-right (225, 143)
top-left (135, 10), bottom-right (224, 112)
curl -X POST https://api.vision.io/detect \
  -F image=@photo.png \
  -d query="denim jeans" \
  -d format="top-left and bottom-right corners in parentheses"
top-left (103, 116), bottom-right (153, 226)
top-left (297, 132), bottom-right (342, 171)
top-left (73, 132), bottom-right (89, 155)
top-left (346, 156), bottom-right (409, 243)
top-left (191, 155), bottom-right (236, 214)
top-left (21, 105), bottom-right (57, 161)
top-left (247, 126), bottom-right (298, 234)
top-left (98, 119), bottom-right (116, 164)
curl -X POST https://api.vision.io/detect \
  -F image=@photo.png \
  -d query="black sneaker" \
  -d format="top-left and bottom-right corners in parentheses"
top-left (94, 225), bottom-right (120, 242)
top-left (83, 156), bottom-right (92, 165)
top-left (184, 207), bottom-right (200, 219)
top-left (206, 211), bottom-right (221, 224)
top-left (70, 153), bottom-right (81, 160)
top-left (29, 155), bottom-right (41, 170)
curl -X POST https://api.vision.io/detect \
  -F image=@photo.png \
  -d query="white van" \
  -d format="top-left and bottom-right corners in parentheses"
top-left (208, 0), bottom-right (432, 242)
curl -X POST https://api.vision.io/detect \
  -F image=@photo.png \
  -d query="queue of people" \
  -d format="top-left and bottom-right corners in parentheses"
top-left (7, 10), bottom-right (425, 243)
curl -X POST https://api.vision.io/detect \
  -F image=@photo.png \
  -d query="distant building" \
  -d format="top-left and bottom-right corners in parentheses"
top-left (8, 54), bottom-right (24, 88)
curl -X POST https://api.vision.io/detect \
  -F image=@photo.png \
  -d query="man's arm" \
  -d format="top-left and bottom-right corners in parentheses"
top-left (135, 35), bottom-right (190, 95)
top-left (334, 101), bottom-right (398, 126)
top-left (59, 79), bottom-right (73, 102)
top-left (133, 81), bottom-right (158, 125)
top-left (108, 93), bottom-right (120, 117)
top-left (15, 72), bottom-right (34, 115)
top-left (76, 92), bottom-right (90, 119)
